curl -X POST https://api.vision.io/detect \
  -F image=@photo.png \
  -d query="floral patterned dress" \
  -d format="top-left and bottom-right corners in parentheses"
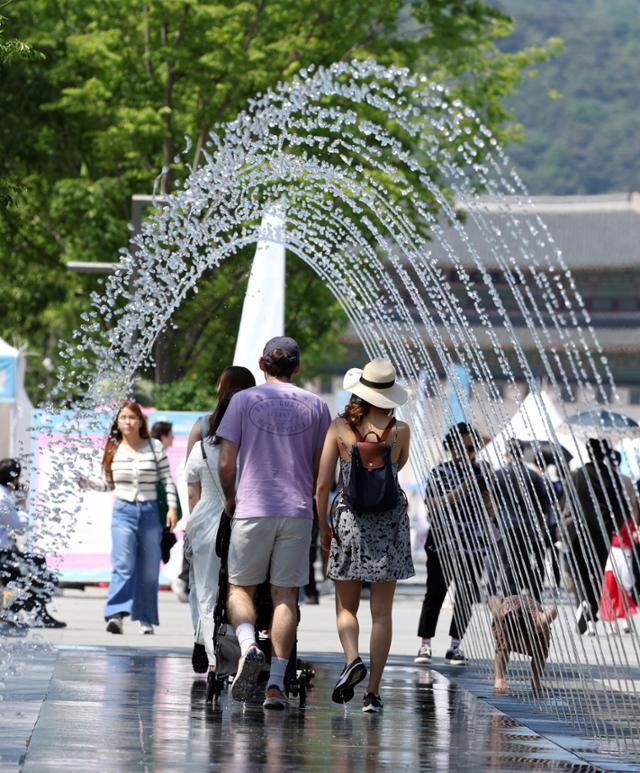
top-left (327, 457), bottom-right (414, 583)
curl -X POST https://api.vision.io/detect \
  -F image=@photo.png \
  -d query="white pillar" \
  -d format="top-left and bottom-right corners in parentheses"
top-left (233, 203), bottom-right (286, 383)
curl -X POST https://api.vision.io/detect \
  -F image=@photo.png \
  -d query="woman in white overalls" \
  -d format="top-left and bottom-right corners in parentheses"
top-left (185, 366), bottom-right (255, 672)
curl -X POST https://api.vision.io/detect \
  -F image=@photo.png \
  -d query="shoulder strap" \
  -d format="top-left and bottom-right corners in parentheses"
top-left (349, 422), bottom-right (366, 442)
top-left (379, 418), bottom-right (396, 442)
top-left (350, 417), bottom-right (396, 444)
top-left (200, 440), bottom-right (225, 499)
top-left (149, 439), bottom-right (159, 469)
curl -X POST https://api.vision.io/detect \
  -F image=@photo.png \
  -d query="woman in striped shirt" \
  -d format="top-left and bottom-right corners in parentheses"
top-left (92, 400), bottom-right (178, 634)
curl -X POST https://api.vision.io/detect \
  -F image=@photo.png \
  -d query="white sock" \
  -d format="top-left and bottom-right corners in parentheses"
top-left (269, 656), bottom-right (288, 691)
top-left (236, 623), bottom-right (256, 656)
top-left (421, 637), bottom-right (431, 648)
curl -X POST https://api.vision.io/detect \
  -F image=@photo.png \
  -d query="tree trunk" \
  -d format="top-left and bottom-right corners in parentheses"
top-left (154, 330), bottom-right (176, 385)
top-left (159, 22), bottom-right (174, 195)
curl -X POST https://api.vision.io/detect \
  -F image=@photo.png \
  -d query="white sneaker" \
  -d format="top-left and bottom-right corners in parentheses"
top-left (139, 621), bottom-right (154, 635)
top-left (622, 620), bottom-right (631, 634)
top-left (171, 579), bottom-right (189, 604)
top-left (586, 621), bottom-right (597, 636)
top-left (231, 645), bottom-right (266, 702)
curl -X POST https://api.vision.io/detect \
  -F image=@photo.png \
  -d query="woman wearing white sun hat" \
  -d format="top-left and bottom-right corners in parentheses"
top-left (316, 358), bottom-right (414, 714)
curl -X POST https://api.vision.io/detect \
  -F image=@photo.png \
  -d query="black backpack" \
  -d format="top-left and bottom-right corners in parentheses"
top-left (345, 419), bottom-right (398, 513)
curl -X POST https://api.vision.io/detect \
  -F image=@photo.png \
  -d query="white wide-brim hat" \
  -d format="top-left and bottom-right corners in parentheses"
top-left (343, 358), bottom-right (408, 410)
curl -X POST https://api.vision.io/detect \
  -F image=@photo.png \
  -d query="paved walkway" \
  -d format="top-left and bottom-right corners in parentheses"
top-left (0, 647), bottom-right (603, 772)
top-left (0, 578), bottom-right (639, 771)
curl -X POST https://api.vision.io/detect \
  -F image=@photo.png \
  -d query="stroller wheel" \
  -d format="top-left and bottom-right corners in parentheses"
top-left (299, 676), bottom-right (307, 708)
top-left (298, 659), bottom-right (315, 685)
top-left (206, 671), bottom-right (221, 704)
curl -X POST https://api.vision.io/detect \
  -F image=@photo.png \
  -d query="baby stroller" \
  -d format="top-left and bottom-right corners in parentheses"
top-left (206, 514), bottom-right (314, 706)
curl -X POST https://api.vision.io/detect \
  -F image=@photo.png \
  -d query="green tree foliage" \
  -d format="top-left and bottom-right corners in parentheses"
top-left (495, 0), bottom-right (640, 194)
top-left (0, 11), bottom-right (39, 63)
top-left (0, 10), bottom-right (42, 208)
top-left (1, 0), bottom-right (552, 405)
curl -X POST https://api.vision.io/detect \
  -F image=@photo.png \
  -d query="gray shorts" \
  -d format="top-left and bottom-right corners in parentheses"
top-left (228, 516), bottom-right (312, 588)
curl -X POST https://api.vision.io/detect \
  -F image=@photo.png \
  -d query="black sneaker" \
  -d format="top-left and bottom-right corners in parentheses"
top-left (414, 645), bottom-right (432, 665)
top-left (445, 646), bottom-right (467, 665)
top-left (191, 642), bottom-right (208, 674)
top-left (362, 692), bottom-right (383, 713)
top-left (33, 611), bottom-right (67, 629)
top-left (575, 601), bottom-right (589, 635)
top-left (105, 614), bottom-right (123, 634)
top-left (332, 656), bottom-right (367, 704)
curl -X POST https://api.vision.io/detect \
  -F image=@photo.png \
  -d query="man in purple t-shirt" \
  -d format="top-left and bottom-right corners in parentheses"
top-left (217, 336), bottom-right (331, 710)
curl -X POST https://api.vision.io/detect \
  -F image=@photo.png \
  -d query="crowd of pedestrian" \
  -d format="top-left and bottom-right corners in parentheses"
top-left (413, 422), bottom-right (639, 692)
top-left (2, 335), bottom-right (640, 709)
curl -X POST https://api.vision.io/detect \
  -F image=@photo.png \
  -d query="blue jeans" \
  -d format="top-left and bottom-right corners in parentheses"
top-left (104, 499), bottom-right (162, 625)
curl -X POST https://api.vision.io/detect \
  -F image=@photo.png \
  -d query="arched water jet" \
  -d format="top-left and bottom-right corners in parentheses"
top-left (5, 59), bottom-right (639, 763)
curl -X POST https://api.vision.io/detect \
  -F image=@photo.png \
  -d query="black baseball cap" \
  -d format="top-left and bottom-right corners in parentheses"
top-left (262, 336), bottom-right (300, 361)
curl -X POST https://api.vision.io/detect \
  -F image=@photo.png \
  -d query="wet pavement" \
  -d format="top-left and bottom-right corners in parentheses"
top-left (0, 646), bottom-right (625, 772)
top-left (3, 585), bottom-right (640, 771)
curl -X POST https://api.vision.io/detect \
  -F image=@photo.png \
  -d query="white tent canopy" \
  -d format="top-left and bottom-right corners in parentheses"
top-left (0, 337), bottom-right (33, 460)
top-left (480, 389), bottom-right (586, 470)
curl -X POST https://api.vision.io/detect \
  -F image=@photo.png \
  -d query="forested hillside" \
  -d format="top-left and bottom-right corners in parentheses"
top-left (495, 0), bottom-right (640, 195)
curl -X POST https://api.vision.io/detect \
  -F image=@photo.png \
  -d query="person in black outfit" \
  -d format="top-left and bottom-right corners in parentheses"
top-left (569, 438), bottom-right (636, 635)
top-left (533, 456), bottom-right (565, 587)
top-left (0, 458), bottom-right (66, 629)
top-left (415, 423), bottom-right (496, 666)
top-left (493, 439), bottom-right (552, 602)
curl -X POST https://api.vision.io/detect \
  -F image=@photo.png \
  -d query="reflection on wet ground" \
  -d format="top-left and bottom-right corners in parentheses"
top-left (430, 656), bottom-right (640, 770)
top-left (0, 648), bottom-right (619, 772)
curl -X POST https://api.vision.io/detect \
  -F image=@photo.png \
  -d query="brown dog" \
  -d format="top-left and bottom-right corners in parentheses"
top-left (488, 595), bottom-right (557, 696)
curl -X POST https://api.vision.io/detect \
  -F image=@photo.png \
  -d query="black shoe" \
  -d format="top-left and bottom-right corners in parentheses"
top-left (332, 657), bottom-right (367, 704)
top-left (414, 645), bottom-right (432, 665)
top-left (106, 613), bottom-right (124, 634)
top-left (192, 642), bottom-right (209, 674)
top-left (35, 611), bottom-right (67, 629)
top-left (305, 593), bottom-right (319, 605)
top-left (362, 692), bottom-right (383, 713)
top-left (575, 601), bottom-right (589, 635)
top-left (445, 646), bottom-right (467, 665)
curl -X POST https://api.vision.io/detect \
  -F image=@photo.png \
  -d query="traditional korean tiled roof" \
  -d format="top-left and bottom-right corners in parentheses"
top-left (429, 192), bottom-right (640, 271)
